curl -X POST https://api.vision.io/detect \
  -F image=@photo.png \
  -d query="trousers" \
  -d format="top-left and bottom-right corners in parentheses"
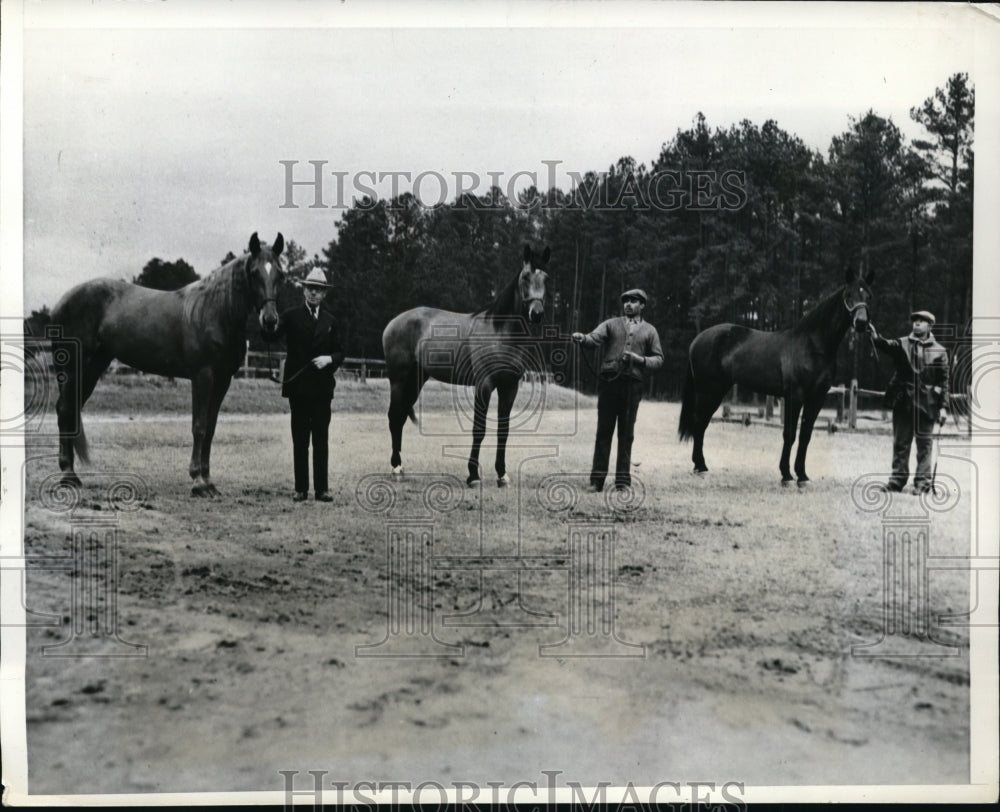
top-left (890, 402), bottom-right (936, 490)
top-left (591, 376), bottom-right (644, 489)
top-left (290, 395), bottom-right (332, 493)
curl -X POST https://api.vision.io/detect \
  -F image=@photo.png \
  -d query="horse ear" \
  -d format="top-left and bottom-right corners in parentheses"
top-left (541, 246), bottom-right (551, 267)
top-left (523, 244), bottom-right (532, 263)
top-left (273, 233), bottom-right (284, 256)
top-left (249, 232), bottom-right (261, 257)
top-left (844, 264), bottom-right (855, 285)
top-left (864, 267), bottom-right (875, 286)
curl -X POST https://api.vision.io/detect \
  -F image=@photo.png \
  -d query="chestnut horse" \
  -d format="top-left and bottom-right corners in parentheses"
top-left (51, 232), bottom-right (285, 496)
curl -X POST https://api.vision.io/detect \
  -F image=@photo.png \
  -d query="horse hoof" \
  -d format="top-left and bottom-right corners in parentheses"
top-left (780, 479), bottom-right (793, 487)
top-left (797, 479), bottom-right (810, 489)
top-left (60, 473), bottom-right (83, 488)
top-left (391, 466), bottom-right (404, 478)
top-left (692, 467), bottom-right (707, 476)
top-left (467, 478), bottom-right (481, 488)
top-left (497, 474), bottom-right (510, 487)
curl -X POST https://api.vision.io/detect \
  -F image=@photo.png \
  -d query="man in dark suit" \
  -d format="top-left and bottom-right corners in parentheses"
top-left (274, 268), bottom-right (345, 502)
top-left (572, 288), bottom-right (664, 492)
top-left (872, 310), bottom-right (949, 494)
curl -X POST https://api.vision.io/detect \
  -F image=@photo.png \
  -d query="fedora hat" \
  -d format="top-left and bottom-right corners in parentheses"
top-left (302, 267), bottom-right (331, 288)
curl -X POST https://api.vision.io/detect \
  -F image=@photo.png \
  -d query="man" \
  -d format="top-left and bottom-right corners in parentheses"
top-left (572, 289), bottom-right (664, 492)
top-left (871, 310), bottom-right (949, 494)
top-left (274, 268), bottom-right (345, 502)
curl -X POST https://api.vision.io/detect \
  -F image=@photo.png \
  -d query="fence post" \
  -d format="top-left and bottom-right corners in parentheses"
top-left (361, 360), bottom-right (367, 383)
top-left (849, 378), bottom-right (858, 430)
top-left (836, 388), bottom-right (845, 423)
top-left (765, 395), bottom-right (774, 420)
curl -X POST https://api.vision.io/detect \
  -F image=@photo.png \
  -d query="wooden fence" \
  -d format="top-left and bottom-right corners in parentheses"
top-left (237, 351), bottom-right (386, 381)
top-left (721, 380), bottom-right (971, 434)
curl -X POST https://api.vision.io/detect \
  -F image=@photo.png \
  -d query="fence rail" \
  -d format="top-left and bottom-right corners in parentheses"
top-left (237, 352), bottom-right (387, 381)
top-left (722, 381), bottom-right (970, 434)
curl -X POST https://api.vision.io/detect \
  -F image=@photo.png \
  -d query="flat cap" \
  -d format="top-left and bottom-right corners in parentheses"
top-left (621, 288), bottom-right (647, 304)
top-left (910, 310), bottom-right (935, 325)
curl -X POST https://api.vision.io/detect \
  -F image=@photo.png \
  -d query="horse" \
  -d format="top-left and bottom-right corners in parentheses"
top-left (50, 232), bottom-right (285, 496)
top-left (678, 266), bottom-right (874, 485)
top-left (382, 244), bottom-right (551, 487)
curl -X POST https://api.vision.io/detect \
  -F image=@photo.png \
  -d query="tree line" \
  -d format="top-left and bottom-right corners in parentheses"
top-left (29, 74), bottom-right (973, 400)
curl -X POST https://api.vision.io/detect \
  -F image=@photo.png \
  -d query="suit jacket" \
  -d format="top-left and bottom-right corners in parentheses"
top-left (274, 303), bottom-right (345, 400)
top-left (874, 332), bottom-right (949, 416)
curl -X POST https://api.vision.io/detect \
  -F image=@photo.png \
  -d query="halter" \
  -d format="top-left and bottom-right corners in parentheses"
top-left (842, 289), bottom-right (869, 315)
top-left (843, 288), bottom-right (879, 362)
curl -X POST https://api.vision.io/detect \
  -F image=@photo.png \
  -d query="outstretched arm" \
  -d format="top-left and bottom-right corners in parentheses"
top-left (572, 321), bottom-right (609, 348)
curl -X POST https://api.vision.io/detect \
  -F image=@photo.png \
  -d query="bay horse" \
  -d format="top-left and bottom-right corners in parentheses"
top-left (679, 266), bottom-right (874, 485)
top-left (382, 244), bottom-right (551, 486)
top-left (51, 232), bottom-right (285, 496)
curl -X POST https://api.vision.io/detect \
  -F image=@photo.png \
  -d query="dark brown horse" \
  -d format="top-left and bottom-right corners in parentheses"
top-left (679, 266), bottom-right (874, 485)
top-left (51, 232), bottom-right (285, 496)
top-left (382, 244), bottom-right (550, 486)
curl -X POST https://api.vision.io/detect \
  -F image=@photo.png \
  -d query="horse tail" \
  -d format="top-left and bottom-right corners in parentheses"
top-left (678, 356), bottom-right (698, 442)
top-left (74, 426), bottom-right (90, 465)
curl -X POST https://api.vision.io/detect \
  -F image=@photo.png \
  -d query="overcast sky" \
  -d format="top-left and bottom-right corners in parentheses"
top-left (13, 2), bottom-right (987, 313)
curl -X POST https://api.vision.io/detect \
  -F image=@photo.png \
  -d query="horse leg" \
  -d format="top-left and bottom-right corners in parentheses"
top-left (494, 380), bottom-right (518, 486)
top-left (57, 351), bottom-right (111, 486)
top-left (387, 365), bottom-right (423, 474)
top-left (692, 387), bottom-right (727, 473)
top-left (189, 368), bottom-right (215, 497)
top-left (467, 382), bottom-right (493, 486)
top-left (780, 397), bottom-right (803, 484)
top-left (793, 396), bottom-right (824, 486)
top-left (198, 373), bottom-right (232, 497)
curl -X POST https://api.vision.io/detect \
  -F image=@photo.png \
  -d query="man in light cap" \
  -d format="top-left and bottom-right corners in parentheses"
top-left (871, 310), bottom-right (949, 493)
top-left (572, 289), bottom-right (663, 492)
top-left (272, 267), bottom-right (344, 502)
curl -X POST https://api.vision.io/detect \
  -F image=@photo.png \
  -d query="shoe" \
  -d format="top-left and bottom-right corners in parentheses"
top-left (292, 491), bottom-right (308, 502)
top-left (586, 483), bottom-right (603, 494)
top-left (315, 491), bottom-right (333, 502)
top-left (881, 482), bottom-right (903, 493)
top-left (911, 484), bottom-right (931, 496)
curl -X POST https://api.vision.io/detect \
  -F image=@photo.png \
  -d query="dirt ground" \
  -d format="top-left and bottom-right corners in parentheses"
top-left (17, 400), bottom-right (972, 797)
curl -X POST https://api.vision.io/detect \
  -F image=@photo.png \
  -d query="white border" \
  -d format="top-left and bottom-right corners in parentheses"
top-left (2, 1), bottom-right (998, 806)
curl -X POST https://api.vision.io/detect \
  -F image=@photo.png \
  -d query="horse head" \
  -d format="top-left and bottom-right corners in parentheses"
top-left (247, 232), bottom-right (285, 334)
top-left (843, 264), bottom-right (874, 333)
top-left (519, 244), bottom-right (550, 325)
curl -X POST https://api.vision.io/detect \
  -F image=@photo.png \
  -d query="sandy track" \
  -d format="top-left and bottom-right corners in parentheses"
top-left (21, 403), bottom-right (970, 794)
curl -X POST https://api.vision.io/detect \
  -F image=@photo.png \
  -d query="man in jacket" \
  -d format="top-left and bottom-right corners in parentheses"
top-left (572, 289), bottom-right (664, 492)
top-left (872, 310), bottom-right (949, 494)
top-left (274, 268), bottom-right (345, 502)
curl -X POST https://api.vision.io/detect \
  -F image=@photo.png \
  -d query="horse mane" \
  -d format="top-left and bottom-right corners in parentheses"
top-left (791, 283), bottom-right (847, 335)
top-left (474, 268), bottom-right (522, 324)
top-left (182, 254), bottom-right (249, 335)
